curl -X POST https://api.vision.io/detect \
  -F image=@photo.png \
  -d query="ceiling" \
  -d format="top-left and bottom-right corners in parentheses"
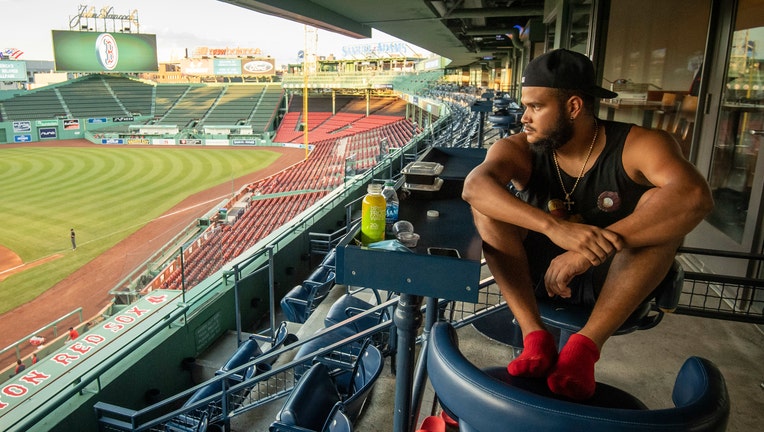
top-left (218, 0), bottom-right (548, 68)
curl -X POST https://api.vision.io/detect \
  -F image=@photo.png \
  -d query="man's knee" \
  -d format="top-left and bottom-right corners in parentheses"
top-left (471, 208), bottom-right (526, 244)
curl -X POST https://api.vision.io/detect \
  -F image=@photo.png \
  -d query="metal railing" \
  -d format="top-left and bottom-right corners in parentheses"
top-left (93, 301), bottom-right (396, 431)
top-left (676, 247), bottom-right (764, 324)
top-left (0, 307), bottom-right (83, 378)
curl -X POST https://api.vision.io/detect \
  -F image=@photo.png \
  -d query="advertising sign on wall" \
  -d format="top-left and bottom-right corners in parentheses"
top-left (0, 60), bottom-right (27, 81)
top-left (181, 58), bottom-right (275, 76)
top-left (63, 119), bottom-right (80, 130)
top-left (214, 59), bottom-right (242, 75)
top-left (180, 58), bottom-right (213, 76)
top-left (242, 59), bottom-right (275, 75)
top-left (52, 30), bottom-right (158, 72)
top-left (12, 121), bottom-right (31, 133)
top-left (39, 127), bottom-right (58, 140)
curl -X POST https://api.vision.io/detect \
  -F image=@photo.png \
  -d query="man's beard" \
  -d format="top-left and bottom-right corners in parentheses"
top-left (527, 109), bottom-right (574, 154)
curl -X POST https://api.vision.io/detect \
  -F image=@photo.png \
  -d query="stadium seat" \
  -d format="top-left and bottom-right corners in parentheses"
top-left (270, 362), bottom-right (342, 431)
top-left (280, 251), bottom-right (338, 323)
top-left (271, 341), bottom-right (383, 431)
top-left (334, 340), bottom-right (383, 423)
top-left (427, 322), bottom-right (730, 432)
top-left (216, 337), bottom-right (263, 382)
top-left (240, 321), bottom-right (295, 380)
top-left (324, 293), bottom-right (385, 333)
top-left (416, 416), bottom-right (445, 432)
top-left (280, 275), bottom-right (336, 324)
top-left (182, 380), bottom-right (222, 411)
top-left (323, 403), bottom-right (353, 432)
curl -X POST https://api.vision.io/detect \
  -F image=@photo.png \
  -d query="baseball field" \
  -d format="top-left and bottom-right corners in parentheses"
top-left (0, 142), bottom-right (286, 316)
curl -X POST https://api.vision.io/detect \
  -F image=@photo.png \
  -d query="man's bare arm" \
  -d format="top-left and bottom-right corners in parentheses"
top-left (463, 134), bottom-right (622, 265)
top-left (607, 127), bottom-right (713, 248)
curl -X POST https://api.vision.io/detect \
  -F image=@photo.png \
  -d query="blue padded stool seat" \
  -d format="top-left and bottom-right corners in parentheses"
top-left (482, 367), bottom-right (647, 408)
top-left (428, 322), bottom-right (729, 432)
top-left (538, 260), bottom-right (684, 339)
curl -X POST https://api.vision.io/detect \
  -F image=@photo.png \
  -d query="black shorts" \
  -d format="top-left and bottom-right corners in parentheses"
top-left (523, 231), bottom-right (611, 307)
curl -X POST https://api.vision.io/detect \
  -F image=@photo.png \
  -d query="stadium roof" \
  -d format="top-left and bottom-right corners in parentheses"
top-left (218, 0), bottom-right (547, 68)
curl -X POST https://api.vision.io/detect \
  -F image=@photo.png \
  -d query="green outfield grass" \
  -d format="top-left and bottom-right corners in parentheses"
top-left (0, 145), bottom-right (285, 315)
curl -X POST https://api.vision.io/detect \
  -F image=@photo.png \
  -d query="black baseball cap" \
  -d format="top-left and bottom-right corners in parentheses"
top-left (522, 49), bottom-right (618, 99)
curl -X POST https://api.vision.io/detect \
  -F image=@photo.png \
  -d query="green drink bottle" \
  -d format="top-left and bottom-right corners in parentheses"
top-left (361, 183), bottom-right (386, 245)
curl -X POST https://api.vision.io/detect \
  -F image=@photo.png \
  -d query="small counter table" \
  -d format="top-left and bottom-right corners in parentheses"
top-left (336, 147), bottom-right (485, 432)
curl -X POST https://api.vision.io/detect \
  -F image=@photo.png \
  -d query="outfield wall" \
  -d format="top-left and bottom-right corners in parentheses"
top-left (0, 117), bottom-right (281, 146)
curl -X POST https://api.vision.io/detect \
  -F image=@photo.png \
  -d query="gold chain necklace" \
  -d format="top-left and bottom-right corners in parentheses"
top-left (552, 118), bottom-right (599, 211)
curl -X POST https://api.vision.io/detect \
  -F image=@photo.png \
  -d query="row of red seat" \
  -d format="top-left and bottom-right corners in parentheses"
top-left (145, 117), bottom-right (419, 293)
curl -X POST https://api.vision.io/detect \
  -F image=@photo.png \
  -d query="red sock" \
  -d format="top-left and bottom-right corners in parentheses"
top-left (507, 330), bottom-right (557, 377)
top-left (547, 333), bottom-right (600, 400)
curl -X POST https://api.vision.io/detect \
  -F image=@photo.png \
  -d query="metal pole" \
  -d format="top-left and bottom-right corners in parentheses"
top-left (477, 111), bottom-right (485, 147)
top-left (410, 296), bottom-right (438, 429)
top-left (268, 245), bottom-right (277, 342)
top-left (392, 294), bottom-right (423, 432)
top-left (180, 246), bottom-right (186, 304)
top-left (234, 264), bottom-right (242, 345)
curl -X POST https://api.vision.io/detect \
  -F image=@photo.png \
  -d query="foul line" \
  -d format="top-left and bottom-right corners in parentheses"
top-left (0, 194), bottom-right (232, 278)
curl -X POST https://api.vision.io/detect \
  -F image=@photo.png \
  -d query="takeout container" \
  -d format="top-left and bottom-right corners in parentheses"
top-left (401, 161), bottom-right (443, 186)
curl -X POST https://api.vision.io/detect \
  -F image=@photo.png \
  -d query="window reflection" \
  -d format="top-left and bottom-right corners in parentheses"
top-left (600, 0), bottom-right (709, 160)
top-left (706, 1), bottom-right (763, 244)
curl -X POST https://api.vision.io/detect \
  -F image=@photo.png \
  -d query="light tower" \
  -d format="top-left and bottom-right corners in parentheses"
top-left (302, 25), bottom-right (317, 159)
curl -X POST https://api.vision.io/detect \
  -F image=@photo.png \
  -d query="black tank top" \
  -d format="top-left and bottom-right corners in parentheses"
top-left (517, 120), bottom-right (652, 227)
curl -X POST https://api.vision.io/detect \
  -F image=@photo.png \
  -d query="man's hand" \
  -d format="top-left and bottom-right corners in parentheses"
top-left (547, 221), bottom-right (622, 266)
top-left (544, 251), bottom-right (592, 298)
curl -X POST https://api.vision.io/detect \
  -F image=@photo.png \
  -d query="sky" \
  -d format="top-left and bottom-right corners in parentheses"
top-left (0, 0), bottom-right (427, 67)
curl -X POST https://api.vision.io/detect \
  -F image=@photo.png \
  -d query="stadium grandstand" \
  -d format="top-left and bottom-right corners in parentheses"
top-left (1, 1), bottom-right (763, 432)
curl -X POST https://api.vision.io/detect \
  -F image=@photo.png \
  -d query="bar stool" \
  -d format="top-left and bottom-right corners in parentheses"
top-left (427, 322), bottom-right (730, 432)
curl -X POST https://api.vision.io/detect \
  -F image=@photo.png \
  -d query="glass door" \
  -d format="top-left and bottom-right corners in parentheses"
top-left (704, 0), bottom-right (764, 249)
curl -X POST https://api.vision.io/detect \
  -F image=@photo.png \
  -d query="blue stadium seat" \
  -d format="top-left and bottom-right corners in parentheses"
top-left (218, 338), bottom-right (262, 375)
top-left (181, 380), bottom-right (222, 414)
top-left (270, 362), bottom-right (342, 431)
top-left (334, 340), bottom-right (383, 423)
top-left (271, 341), bottom-right (382, 431)
top-left (280, 251), bottom-right (338, 323)
top-left (323, 403), bottom-right (353, 432)
top-left (173, 324), bottom-right (295, 431)
top-left (427, 322), bottom-right (730, 432)
top-left (240, 321), bottom-right (294, 381)
top-left (280, 276), bottom-right (336, 324)
top-left (324, 293), bottom-right (386, 333)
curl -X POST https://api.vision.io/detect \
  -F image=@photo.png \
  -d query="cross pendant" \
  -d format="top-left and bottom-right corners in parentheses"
top-left (563, 195), bottom-right (574, 211)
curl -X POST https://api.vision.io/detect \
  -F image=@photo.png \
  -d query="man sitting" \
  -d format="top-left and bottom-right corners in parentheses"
top-left (462, 49), bottom-right (713, 400)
